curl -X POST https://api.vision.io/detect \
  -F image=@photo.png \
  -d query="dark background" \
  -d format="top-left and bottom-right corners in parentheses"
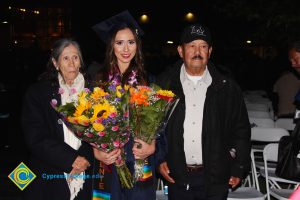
top-left (0, 0), bottom-right (300, 199)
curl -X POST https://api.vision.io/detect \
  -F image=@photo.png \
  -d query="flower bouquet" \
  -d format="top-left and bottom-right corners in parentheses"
top-left (129, 83), bottom-right (178, 181)
top-left (51, 83), bottom-right (134, 189)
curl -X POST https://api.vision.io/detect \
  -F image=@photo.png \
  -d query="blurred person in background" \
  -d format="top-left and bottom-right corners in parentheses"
top-left (273, 40), bottom-right (300, 118)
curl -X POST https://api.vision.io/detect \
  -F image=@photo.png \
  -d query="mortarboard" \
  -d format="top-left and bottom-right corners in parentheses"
top-left (92, 10), bottom-right (144, 44)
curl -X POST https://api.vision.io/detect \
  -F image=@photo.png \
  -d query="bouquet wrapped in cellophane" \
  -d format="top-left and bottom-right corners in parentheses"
top-left (51, 83), bottom-right (134, 189)
top-left (129, 83), bottom-right (178, 181)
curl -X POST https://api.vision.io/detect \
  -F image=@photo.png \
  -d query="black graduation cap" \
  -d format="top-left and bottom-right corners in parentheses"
top-left (92, 10), bottom-right (144, 44)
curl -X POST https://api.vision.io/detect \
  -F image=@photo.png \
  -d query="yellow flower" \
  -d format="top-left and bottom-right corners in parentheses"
top-left (90, 102), bottom-right (116, 122)
top-left (68, 115), bottom-right (89, 126)
top-left (77, 115), bottom-right (90, 126)
top-left (91, 87), bottom-right (109, 100)
top-left (124, 84), bottom-right (130, 91)
top-left (78, 91), bottom-right (88, 101)
top-left (73, 93), bottom-right (91, 117)
top-left (93, 122), bottom-right (105, 132)
top-left (156, 89), bottom-right (175, 97)
top-left (116, 85), bottom-right (123, 98)
top-left (74, 103), bottom-right (86, 117)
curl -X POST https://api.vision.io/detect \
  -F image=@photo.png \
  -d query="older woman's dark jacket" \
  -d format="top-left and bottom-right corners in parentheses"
top-left (155, 60), bottom-right (251, 196)
top-left (21, 80), bottom-right (94, 200)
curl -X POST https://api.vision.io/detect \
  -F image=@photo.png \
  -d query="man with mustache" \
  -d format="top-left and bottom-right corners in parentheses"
top-left (155, 23), bottom-right (251, 200)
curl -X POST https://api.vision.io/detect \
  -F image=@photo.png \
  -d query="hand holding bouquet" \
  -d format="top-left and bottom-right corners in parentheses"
top-left (51, 83), bottom-right (134, 189)
top-left (129, 83), bottom-right (178, 181)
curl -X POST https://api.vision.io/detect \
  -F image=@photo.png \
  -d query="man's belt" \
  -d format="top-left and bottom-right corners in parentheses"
top-left (186, 164), bottom-right (204, 173)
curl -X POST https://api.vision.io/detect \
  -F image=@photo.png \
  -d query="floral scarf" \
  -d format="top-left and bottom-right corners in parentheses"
top-left (108, 66), bottom-right (138, 86)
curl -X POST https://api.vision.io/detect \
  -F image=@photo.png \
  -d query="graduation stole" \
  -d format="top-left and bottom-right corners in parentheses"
top-left (92, 162), bottom-right (112, 200)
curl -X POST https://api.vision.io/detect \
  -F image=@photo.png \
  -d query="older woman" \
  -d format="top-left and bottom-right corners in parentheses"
top-left (22, 38), bottom-right (96, 200)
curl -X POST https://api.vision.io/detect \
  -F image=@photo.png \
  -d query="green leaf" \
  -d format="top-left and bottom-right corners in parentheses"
top-left (57, 102), bottom-right (76, 116)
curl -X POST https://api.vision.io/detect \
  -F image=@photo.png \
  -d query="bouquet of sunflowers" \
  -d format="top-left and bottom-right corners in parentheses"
top-left (51, 83), bottom-right (134, 189)
top-left (129, 83), bottom-right (178, 181)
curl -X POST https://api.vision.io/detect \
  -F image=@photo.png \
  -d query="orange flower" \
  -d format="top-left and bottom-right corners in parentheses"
top-left (130, 88), bottom-right (149, 106)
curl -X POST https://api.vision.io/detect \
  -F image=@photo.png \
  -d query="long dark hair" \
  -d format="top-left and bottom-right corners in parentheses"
top-left (102, 26), bottom-right (147, 85)
top-left (38, 38), bottom-right (86, 85)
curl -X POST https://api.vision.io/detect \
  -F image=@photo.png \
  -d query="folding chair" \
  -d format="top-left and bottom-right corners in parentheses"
top-left (250, 127), bottom-right (289, 191)
top-left (248, 110), bottom-right (272, 119)
top-left (227, 187), bottom-right (265, 200)
top-left (275, 118), bottom-right (295, 131)
top-left (260, 143), bottom-right (299, 200)
top-left (246, 103), bottom-right (271, 112)
top-left (249, 117), bottom-right (275, 128)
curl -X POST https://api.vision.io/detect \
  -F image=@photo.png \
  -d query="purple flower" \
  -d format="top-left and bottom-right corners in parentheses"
top-left (84, 88), bottom-right (90, 93)
top-left (111, 118), bottom-right (117, 124)
top-left (108, 84), bottom-right (116, 91)
top-left (128, 70), bottom-right (138, 85)
top-left (58, 88), bottom-right (64, 94)
top-left (128, 78), bottom-right (137, 86)
top-left (50, 99), bottom-right (57, 107)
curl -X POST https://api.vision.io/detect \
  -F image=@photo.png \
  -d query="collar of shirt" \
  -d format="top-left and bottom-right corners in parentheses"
top-left (180, 64), bottom-right (212, 86)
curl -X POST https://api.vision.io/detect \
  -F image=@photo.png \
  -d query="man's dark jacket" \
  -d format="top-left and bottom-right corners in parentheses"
top-left (155, 61), bottom-right (251, 195)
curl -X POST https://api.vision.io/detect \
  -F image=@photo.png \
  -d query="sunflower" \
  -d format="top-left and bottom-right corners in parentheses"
top-left (90, 102), bottom-right (116, 122)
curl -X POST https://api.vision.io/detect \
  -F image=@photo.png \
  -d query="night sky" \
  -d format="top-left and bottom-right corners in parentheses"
top-left (1, 0), bottom-right (300, 84)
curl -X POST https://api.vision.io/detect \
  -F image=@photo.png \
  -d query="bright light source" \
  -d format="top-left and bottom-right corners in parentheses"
top-left (140, 14), bottom-right (149, 23)
top-left (246, 40), bottom-right (252, 44)
top-left (167, 41), bottom-right (174, 44)
top-left (14, 40), bottom-right (18, 44)
top-left (2, 21), bottom-right (8, 24)
top-left (185, 12), bottom-right (195, 21)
